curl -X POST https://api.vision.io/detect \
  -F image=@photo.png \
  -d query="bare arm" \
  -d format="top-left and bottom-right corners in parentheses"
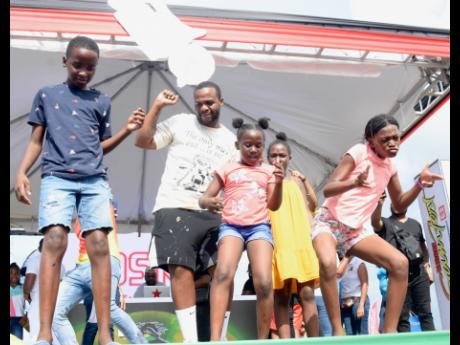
top-left (267, 163), bottom-right (284, 211)
top-left (387, 164), bottom-right (443, 212)
top-left (323, 154), bottom-right (370, 198)
top-left (118, 284), bottom-right (126, 310)
top-left (336, 255), bottom-right (351, 278)
top-left (357, 263), bottom-right (369, 319)
top-left (15, 125), bottom-right (45, 205)
top-left (101, 107), bottom-right (145, 155)
top-left (23, 273), bottom-right (36, 303)
top-left (199, 175), bottom-right (224, 213)
top-left (290, 169), bottom-right (318, 213)
top-left (371, 193), bottom-right (385, 231)
top-left (135, 89), bottom-right (179, 150)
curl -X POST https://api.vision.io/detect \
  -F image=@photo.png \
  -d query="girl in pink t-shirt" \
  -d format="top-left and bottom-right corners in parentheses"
top-left (311, 114), bottom-right (442, 335)
top-left (199, 117), bottom-right (284, 340)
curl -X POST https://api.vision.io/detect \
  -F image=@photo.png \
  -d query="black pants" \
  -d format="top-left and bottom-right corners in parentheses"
top-left (196, 286), bottom-right (211, 341)
top-left (398, 264), bottom-right (435, 332)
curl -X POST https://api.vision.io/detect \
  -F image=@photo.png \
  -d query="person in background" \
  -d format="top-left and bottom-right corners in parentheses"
top-left (81, 286), bottom-right (126, 345)
top-left (195, 269), bottom-right (212, 341)
top-left (337, 255), bottom-right (370, 335)
top-left (52, 204), bottom-right (147, 345)
top-left (133, 267), bottom-right (159, 297)
top-left (315, 294), bottom-right (332, 336)
top-left (371, 192), bottom-right (435, 332)
top-left (270, 295), bottom-right (305, 339)
top-left (24, 239), bottom-right (64, 345)
top-left (241, 264), bottom-right (256, 295)
top-left (377, 266), bottom-right (388, 333)
top-left (10, 262), bottom-right (26, 339)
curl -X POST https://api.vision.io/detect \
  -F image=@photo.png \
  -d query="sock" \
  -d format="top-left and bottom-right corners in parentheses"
top-left (220, 311), bottom-right (231, 341)
top-left (175, 305), bottom-right (198, 343)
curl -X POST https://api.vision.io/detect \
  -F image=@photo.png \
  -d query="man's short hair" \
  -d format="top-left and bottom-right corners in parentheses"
top-left (195, 81), bottom-right (222, 98)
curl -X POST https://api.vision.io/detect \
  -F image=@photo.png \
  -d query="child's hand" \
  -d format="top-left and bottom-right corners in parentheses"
top-left (357, 304), bottom-right (364, 319)
top-left (354, 165), bottom-right (370, 188)
top-left (126, 107), bottom-right (145, 132)
top-left (273, 162), bottom-right (284, 183)
top-left (204, 196), bottom-right (224, 214)
top-left (15, 173), bottom-right (32, 205)
top-left (418, 164), bottom-right (443, 187)
top-left (378, 191), bottom-right (386, 205)
top-left (154, 89), bottom-right (179, 107)
top-left (289, 169), bottom-right (306, 182)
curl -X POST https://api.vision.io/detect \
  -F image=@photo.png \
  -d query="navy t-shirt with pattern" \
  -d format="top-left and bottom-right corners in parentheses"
top-left (28, 83), bottom-right (112, 179)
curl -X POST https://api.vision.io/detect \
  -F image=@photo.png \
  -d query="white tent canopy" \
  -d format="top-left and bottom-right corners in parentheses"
top-left (10, 2), bottom-right (450, 233)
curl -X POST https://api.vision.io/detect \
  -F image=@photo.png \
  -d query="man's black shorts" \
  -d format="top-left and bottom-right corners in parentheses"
top-left (148, 208), bottom-right (221, 272)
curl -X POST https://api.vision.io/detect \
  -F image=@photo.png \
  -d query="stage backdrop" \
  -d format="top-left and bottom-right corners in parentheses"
top-left (416, 159), bottom-right (450, 330)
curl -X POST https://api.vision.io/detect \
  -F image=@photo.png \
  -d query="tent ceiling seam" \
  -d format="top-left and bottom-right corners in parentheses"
top-left (90, 63), bottom-right (144, 89)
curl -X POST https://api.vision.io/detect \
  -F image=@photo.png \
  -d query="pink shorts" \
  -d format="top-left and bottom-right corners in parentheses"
top-left (311, 207), bottom-right (374, 257)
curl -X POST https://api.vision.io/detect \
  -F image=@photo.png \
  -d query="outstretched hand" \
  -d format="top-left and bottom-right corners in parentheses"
top-left (126, 107), bottom-right (145, 132)
top-left (418, 164), bottom-right (443, 187)
top-left (15, 173), bottom-right (32, 205)
top-left (154, 89), bottom-right (179, 107)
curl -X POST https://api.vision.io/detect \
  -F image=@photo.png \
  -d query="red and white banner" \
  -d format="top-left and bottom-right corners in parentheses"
top-left (10, 232), bottom-right (170, 298)
top-left (117, 233), bottom-right (170, 297)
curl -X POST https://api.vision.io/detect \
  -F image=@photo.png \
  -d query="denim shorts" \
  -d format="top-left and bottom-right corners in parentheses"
top-left (38, 175), bottom-right (113, 234)
top-left (218, 222), bottom-right (273, 247)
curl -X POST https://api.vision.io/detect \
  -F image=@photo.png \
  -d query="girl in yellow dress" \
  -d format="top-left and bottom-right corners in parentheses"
top-left (267, 132), bottom-right (320, 338)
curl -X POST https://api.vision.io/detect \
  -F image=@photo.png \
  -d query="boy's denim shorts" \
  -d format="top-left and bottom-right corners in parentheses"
top-left (38, 175), bottom-right (113, 234)
top-left (218, 222), bottom-right (274, 247)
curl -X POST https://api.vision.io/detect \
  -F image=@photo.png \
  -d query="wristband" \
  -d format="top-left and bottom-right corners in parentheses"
top-left (416, 178), bottom-right (424, 190)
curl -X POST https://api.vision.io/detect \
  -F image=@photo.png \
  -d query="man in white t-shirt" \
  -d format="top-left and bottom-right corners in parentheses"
top-left (23, 239), bottom-right (65, 345)
top-left (135, 81), bottom-right (237, 342)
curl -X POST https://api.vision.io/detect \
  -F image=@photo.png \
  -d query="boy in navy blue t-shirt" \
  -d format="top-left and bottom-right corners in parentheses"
top-left (14, 36), bottom-right (145, 345)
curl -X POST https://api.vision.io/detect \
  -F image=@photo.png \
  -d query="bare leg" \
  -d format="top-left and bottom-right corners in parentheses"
top-left (169, 265), bottom-right (196, 309)
top-left (85, 229), bottom-right (112, 345)
top-left (247, 240), bottom-right (274, 339)
top-left (273, 283), bottom-right (291, 338)
top-left (313, 233), bottom-right (344, 336)
top-left (210, 237), bottom-right (243, 340)
top-left (36, 226), bottom-right (68, 343)
top-left (298, 281), bottom-right (319, 337)
top-left (349, 234), bottom-right (408, 333)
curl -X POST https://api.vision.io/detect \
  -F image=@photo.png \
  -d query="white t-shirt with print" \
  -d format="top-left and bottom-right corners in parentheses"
top-left (153, 113), bottom-right (238, 212)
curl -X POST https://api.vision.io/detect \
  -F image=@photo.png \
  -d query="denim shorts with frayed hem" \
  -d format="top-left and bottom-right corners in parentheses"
top-left (38, 175), bottom-right (113, 234)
